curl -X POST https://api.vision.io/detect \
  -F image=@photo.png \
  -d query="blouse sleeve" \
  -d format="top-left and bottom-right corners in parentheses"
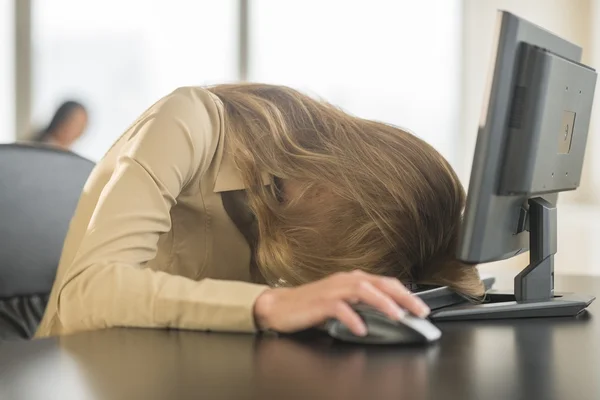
top-left (54, 88), bottom-right (268, 335)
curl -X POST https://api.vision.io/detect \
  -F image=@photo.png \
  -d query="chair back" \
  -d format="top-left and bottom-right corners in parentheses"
top-left (0, 144), bottom-right (95, 338)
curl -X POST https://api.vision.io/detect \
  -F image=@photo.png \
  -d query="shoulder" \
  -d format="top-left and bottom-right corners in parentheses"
top-left (151, 86), bottom-right (223, 123)
top-left (96, 87), bottom-right (227, 189)
top-left (139, 87), bottom-right (225, 164)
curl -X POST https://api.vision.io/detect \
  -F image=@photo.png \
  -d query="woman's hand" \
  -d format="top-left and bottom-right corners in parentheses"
top-left (253, 270), bottom-right (430, 337)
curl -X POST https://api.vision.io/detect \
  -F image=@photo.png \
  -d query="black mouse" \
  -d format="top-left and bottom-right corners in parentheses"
top-left (326, 304), bottom-right (442, 345)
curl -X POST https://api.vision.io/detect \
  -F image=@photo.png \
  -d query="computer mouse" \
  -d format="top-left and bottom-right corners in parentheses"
top-left (326, 304), bottom-right (442, 345)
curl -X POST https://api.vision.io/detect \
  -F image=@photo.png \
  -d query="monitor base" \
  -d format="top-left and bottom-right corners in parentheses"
top-left (430, 291), bottom-right (596, 321)
top-left (440, 197), bottom-right (595, 321)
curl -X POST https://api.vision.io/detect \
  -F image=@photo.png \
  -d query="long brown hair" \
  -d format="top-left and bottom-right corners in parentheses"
top-left (208, 83), bottom-right (484, 297)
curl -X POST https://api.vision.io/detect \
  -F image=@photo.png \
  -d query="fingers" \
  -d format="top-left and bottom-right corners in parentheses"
top-left (375, 277), bottom-right (430, 318)
top-left (350, 280), bottom-right (406, 321)
top-left (331, 301), bottom-right (367, 337)
top-left (335, 270), bottom-right (430, 319)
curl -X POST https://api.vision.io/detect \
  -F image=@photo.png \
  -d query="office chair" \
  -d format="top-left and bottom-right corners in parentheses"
top-left (0, 144), bottom-right (95, 340)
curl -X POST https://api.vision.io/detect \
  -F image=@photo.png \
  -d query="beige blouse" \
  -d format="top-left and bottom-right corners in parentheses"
top-left (36, 87), bottom-right (270, 338)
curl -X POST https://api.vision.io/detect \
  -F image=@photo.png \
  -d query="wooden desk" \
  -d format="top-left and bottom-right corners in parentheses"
top-left (1, 275), bottom-right (598, 400)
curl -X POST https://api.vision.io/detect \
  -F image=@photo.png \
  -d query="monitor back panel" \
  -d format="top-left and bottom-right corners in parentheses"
top-left (458, 11), bottom-right (582, 263)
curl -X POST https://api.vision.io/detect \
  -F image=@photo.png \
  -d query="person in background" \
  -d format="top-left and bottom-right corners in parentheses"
top-left (35, 84), bottom-right (484, 339)
top-left (34, 101), bottom-right (88, 150)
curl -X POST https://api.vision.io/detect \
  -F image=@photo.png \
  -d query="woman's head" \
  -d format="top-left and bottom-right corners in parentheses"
top-left (36, 101), bottom-right (88, 149)
top-left (209, 83), bottom-right (484, 298)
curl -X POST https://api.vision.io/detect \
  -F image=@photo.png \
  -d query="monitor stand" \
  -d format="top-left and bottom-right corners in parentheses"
top-left (431, 197), bottom-right (596, 321)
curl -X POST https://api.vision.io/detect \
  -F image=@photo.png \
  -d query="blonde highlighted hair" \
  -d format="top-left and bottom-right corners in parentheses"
top-left (208, 83), bottom-right (484, 298)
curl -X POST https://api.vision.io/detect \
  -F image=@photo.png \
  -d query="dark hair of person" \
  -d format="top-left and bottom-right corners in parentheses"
top-left (34, 101), bottom-right (86, 143)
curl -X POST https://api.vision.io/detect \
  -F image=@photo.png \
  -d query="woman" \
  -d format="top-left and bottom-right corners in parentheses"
top-left (34, 101), bottom-right (88, 150)
top-left (36, 84), bottom-right (483, 339)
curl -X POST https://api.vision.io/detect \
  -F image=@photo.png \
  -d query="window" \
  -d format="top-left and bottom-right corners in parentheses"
top-left (250, 0), bottom-right (462, 169)
top-left (0, 1), bottom-right (14, 143)
top-left (31, 0), bottom-right (238, 161)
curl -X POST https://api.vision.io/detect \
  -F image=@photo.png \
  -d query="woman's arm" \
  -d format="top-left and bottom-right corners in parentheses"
top-left (54, 88), bottom-right (267, 334)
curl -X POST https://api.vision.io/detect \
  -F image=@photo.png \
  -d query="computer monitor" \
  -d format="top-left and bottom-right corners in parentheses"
top-left (431, 11), bottom-right (597, 321)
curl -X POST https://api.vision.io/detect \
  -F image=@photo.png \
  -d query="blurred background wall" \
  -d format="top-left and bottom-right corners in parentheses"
top-left (0, 0), bottom-right (598, 282)
top-left (0, 1), bottom-right (14, 144)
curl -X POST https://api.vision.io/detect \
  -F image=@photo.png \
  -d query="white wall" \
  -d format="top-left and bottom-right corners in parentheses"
top-left (31, 0), bottom-right (238, 161)
top-left (250, 0), bottom-right (463, 171)
top-left (0, 1), bottom-right (15, 143)
top-left (586, 0), bottom-right (600, 202)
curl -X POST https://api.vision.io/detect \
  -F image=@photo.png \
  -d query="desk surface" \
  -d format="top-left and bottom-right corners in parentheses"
top-left (1, 275), bottom-right (599, 400)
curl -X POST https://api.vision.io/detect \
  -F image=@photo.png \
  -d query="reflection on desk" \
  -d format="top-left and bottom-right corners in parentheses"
top-left (0, 275), bottom-right (599, 400)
